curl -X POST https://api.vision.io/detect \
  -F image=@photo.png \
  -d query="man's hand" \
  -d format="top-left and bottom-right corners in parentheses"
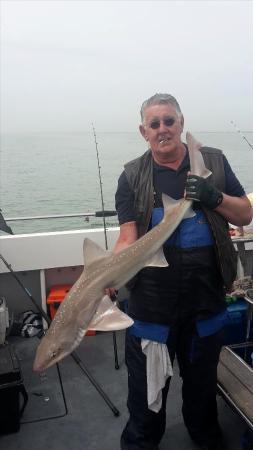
top-left (185, 174), bottom-right (223, 210)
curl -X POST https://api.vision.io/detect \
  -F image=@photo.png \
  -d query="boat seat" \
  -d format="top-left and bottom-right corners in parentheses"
top-left (217, 345), bottom-right (253, 428)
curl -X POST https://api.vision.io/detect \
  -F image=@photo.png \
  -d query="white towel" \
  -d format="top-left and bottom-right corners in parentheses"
top-left (141, 339), bottom-right (173, 413)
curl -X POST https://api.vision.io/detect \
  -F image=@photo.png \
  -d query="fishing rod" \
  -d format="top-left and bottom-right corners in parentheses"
top-left (92, 124), bottom-right (109, 248)
top-left (0, 252), bottom-right (120, 416)
top-left (230, 120), bottom-right (253, 151)
top-left (91, 123), bottom-right (119, 370)
top-left (5, 210), bottom-right (117, 222)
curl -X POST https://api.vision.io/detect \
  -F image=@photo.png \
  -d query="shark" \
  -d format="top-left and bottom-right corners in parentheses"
top-left (33, 132), bottom-right (211, 372)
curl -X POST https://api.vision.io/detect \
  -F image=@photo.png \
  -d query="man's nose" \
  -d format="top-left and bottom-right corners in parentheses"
top-left (158, 121), bottom-right (168, 132)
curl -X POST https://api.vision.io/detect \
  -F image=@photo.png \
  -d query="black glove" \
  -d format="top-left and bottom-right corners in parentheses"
top-left (185, 175), bottom-right (223, 210)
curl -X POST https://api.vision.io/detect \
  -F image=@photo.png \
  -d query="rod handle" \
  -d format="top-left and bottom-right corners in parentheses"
top-left (95, 210), bottom-right (117, 217)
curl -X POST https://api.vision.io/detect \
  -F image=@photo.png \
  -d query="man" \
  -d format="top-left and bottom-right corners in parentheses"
top-left (114, 93), bottom-right (252, 450)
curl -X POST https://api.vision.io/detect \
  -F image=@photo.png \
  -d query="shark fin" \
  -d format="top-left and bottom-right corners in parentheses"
top-left (162, 193), bottom-right (181, 213)
top-left (144, 246), bottom-right (169, 268)
top-left (83, 238), bottom-right (111, 266)
top-left (88, 295), bottom-right (134, 331)
top-left (162, 193), bottom-right (196, 219)
top-left (183, 206), bottom-right (196, 219)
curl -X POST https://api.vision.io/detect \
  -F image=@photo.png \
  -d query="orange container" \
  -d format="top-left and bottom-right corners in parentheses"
top-left (46, 284), bottom-right (95, 335)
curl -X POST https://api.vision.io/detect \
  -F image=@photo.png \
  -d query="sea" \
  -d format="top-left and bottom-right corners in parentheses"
top-left (1, 131), bottom-right (253, 234)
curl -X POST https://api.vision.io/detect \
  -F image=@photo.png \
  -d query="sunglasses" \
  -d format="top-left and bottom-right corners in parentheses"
top-left (149, 117), bottom-right (176, 129)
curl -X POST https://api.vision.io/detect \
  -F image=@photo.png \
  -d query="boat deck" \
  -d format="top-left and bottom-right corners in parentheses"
top-left (0, 331), bottom-right (247, 450)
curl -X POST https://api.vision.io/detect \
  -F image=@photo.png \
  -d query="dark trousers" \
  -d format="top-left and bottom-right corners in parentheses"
top-left (121, 323), bottom-right (224, 450)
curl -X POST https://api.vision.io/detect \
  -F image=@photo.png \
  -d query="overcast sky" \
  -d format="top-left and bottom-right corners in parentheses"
top-left (1, 0), bottom-right (253, 133)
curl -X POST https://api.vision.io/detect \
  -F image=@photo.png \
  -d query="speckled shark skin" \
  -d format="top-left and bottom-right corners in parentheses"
top-left (33, 132), bottom-right (211, 372)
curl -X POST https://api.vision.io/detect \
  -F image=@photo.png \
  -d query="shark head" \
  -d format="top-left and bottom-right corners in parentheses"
top-left (33, 318), bottom-right (85, 372)
top-left (33, 292), bottom-right (134, 372)
top-left (33, 335), bottom-right (69, 371)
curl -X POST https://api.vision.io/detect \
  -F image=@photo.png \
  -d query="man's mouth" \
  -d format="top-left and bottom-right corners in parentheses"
top-left (159, 138), bottom-right (170, 145)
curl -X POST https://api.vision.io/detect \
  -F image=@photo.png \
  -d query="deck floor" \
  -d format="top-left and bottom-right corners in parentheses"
top-left (0, 331), bottom-right (247, 450)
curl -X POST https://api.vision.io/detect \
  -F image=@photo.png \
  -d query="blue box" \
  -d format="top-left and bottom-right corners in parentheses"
top-left (223, 298), bottom-right (248, 345)
top-left (223, 298), bottom-right (253, 363)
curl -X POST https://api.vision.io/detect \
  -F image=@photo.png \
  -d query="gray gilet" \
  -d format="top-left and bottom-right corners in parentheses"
top-left (124, 147), bottom-right (237, 290)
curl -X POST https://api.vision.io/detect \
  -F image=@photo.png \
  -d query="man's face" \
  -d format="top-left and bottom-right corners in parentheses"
top-left (139, 103), bottom-right (184, 159)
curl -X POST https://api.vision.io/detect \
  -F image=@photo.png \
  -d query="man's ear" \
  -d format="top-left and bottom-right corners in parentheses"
top-left (139, 124), bottom-right (148, 141)
top-left (180, 115), bottom-right (184, 130)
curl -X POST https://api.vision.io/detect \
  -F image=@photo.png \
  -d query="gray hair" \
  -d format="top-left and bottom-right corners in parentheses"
top-left (140, 93), bottom-right (182, 122)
